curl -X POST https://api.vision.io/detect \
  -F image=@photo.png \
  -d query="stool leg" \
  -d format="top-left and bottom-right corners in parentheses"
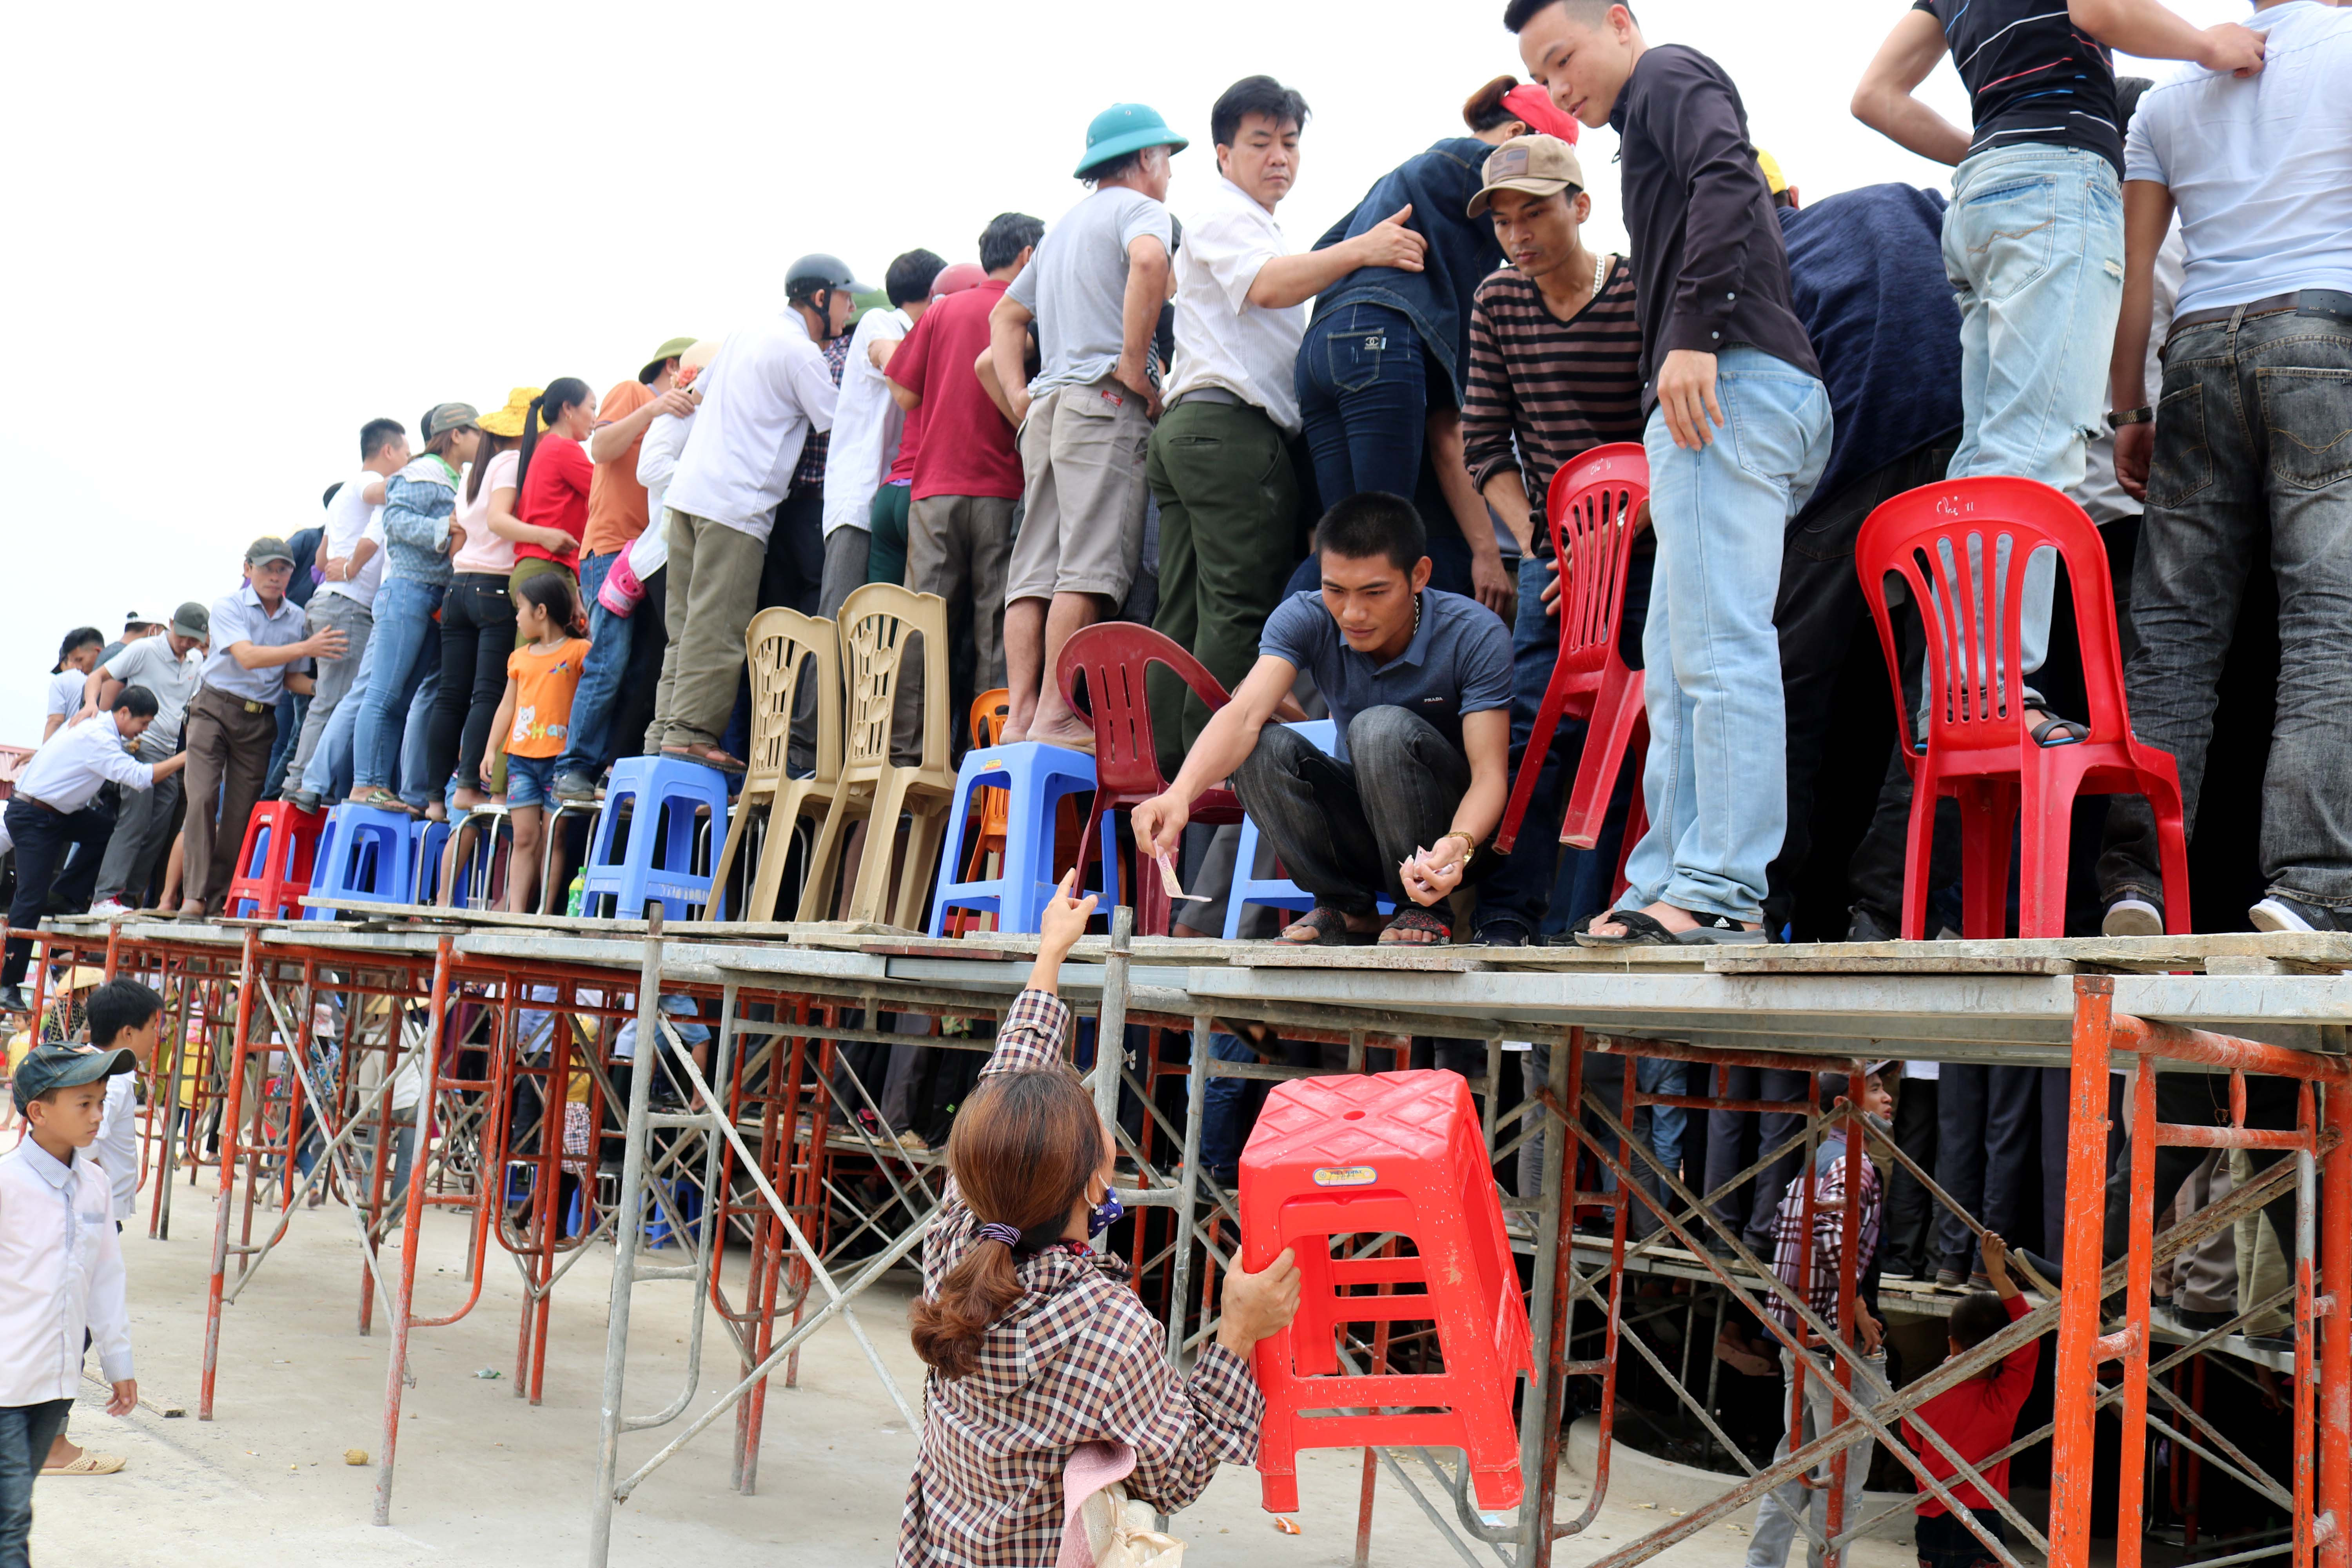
top-left (929, 774), bottom-right (982, 936)
top-left (796, 796), bottom-right (855, 922)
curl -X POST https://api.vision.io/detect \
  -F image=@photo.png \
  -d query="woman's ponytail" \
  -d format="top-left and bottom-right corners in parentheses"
top-left (513, 394), bottom-right (550, 497)
top-left (513, 376), bottom-right (593, 501)
top-left (910, 1243), bottom-right (1027, 1382)
top-left (906, 1066), bottom-right (1105, 1381)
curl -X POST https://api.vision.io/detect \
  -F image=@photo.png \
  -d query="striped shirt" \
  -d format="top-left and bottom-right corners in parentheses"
top-left (790, 330), bottom-right (855, 493)
top-left (1913, 0), bottom-right (2122, 175)
top-left (898, 988), bottom-right (1264, 1567)
top-left (1461, 258), bottom-right (1644, 559)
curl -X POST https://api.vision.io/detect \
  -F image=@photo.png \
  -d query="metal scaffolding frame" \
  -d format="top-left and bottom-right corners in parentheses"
top-left (21, 910), bottom-right (2351, 1568)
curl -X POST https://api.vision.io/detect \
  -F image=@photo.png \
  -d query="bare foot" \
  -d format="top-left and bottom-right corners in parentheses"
top-left (450, 787), bottom-right (491, 811)
top-left (45, 1435), bottom-right (81, 1469)
top-left (1027, 719), bottom-right (1096, 750)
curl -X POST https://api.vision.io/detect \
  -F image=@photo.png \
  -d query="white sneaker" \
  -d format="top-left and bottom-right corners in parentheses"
top-left (2102, 897), bottom-right (2163, 937)
top-left (87, 899), bottom-right (132, 918)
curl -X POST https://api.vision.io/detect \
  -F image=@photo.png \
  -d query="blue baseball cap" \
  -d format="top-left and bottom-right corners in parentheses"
top-left (1074, 103), bottom-right (1188, 178)
top-left (12, 1044), bottom-right (135, 1112)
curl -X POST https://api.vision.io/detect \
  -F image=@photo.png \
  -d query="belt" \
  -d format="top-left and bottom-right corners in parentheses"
top-left (1169, 387), bottom-right (1245, 410)
top-left (204, 688), bottom-right (270, 716)
top-left (14, 794), bottom-right (62, 815)
top-left (2168, 289), bottom-right (2352, 343)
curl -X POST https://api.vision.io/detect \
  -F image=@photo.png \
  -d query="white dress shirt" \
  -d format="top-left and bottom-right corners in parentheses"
top-left (93, 1073), bottom-right (141, 1222)
top-left (1165, 174), bottom-right (1307, 434)
top-left (13, 713), bottom-right (160, 814)
top-left (0, 1139), bottom-right (134, 1406)
top-left (315, 469), bottom-right (388, 610)
top-left (665, 312), bottom-right (839, 543)
top-left (822, 306), bottom-right (911, 540)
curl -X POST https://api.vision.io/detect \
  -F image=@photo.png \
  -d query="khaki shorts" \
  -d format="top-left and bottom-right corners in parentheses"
top-left (1004, 377), bottom-right (1151, 605)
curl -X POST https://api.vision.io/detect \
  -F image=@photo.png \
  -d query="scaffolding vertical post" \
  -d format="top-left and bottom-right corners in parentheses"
top-left (372, 935), bottom-right (454, 1526)
top-left (2115, 1056), bottom-right (2158, 1568)
top-left (1094, 906), bottom-right (1132, 1139)
top-left (1167, 1008), bottom-right (1207, 1359)
top-left (1526, 1026), bottom-right (1578, 1565)
top-left (2296, 1082), bottom-right (2319, 1568)
top-left (2321, 1056), bottom-right (2351, 1568)
top-left (589, 909), bottom-right (666, 1566)
top-left (2049, 975), bottom-right (2116, 1567)
top-left (1826, 1062), bottom-right (1865, 1568)
top-left (198, 925), bottom-right (262, 1420)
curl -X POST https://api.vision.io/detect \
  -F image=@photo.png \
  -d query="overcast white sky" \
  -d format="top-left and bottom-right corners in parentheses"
top-left (0, 0), bottom-right (2240, 742)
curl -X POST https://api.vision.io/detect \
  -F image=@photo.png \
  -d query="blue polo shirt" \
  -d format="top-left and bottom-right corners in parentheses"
top-left (1259, 588), bottom-right (1512, 763)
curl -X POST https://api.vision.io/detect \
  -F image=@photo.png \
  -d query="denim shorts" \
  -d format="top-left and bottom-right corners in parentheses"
top-left (505, 753), bottom-right (557, 809)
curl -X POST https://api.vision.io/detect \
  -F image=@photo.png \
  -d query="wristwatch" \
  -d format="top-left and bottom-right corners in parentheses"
top-left (2107, 406), bottom-right (2154, 429)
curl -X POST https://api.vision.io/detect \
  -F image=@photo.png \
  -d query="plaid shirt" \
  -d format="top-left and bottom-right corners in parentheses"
top-left (790, 331), bottom-right (854, 492)
top-left (898, 988), bottom-right (1264, 1568)
top-left (1768, 1134), bottom-right (1881, 1336)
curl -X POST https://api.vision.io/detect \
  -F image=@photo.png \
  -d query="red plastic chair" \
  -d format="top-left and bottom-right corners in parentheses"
top-left (1494, 443), bottom-right (1651, 857)
top-left (1054, 623), bottom-right (1245, 936)
top-left (225, 801), bottom-right (326, 920)
top-left (1240, 1069), bottom-right (1532, 1513)
top-left (1856, 476), bottom-right (2190, 939)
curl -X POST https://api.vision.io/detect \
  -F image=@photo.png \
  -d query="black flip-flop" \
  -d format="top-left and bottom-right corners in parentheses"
top-left (1275, 907), bottom-right (1372, 946)
top-left (2029, 715), bottom-right (2090, 747)
top-left (1573, 909), bottom-right (1680, 947)
top-left (1673, 912), bottom-right (1770, 946)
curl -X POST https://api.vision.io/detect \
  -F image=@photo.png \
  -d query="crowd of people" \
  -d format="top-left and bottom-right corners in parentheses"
top-left (4, 0), bottom-right (2347, 1559)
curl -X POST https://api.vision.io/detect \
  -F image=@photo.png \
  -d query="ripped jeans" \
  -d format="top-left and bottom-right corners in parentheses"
top-left (1942, 143), bottom-right (2123, 684)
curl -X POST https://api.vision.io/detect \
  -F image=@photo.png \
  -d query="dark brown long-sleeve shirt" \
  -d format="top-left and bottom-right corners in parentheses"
top-left (1609, 43), bottom-right (1821, 410)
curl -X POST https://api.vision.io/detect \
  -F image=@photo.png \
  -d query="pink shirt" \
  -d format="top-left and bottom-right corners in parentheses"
top-left (451, 448), bottom-right (521, 575)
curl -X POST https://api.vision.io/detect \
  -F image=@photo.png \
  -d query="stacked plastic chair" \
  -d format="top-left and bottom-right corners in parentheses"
top-left (1856, 476), bottom-right (2190, 937)
top-left (225, 801), bottom-right (325, 920)
top-left (708, 607), bottom-right (840, 922)
top-left (1240, 1069), bottom-right (1532, 1513)
top-left (579, 759), bottom-right (731, 921)
top-left (306, 802), bottom-right (416, 918)
top-left (797, 583), bottom-right (957, 927)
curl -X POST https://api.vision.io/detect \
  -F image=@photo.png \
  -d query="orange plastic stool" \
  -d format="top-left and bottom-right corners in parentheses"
top-left (225, 801), bottom-right (326, 919)
top-left (1240, 1070), bottom-right (1532, 1513)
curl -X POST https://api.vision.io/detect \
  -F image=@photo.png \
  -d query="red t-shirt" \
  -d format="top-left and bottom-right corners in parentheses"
top-left (1904, 1294), bottom-right (2037, 1517)
top-left (885, 385), bottom-right (927, 486)
top-left (892, 279), bottom-right (1023, 502)
top-left (516, 432), bottom-right (594, 566)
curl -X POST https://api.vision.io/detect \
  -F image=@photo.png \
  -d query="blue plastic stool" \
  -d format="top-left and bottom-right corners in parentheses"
top-left (410, 818), bottom-right (450, 904)
top-left (929, 741), bottom-right (1097, 936)
top-left (307, 804), bottom-right (416, 918)
top-left (1223, 720), bottom-right (1394, 938)
top-left (642, 1178), bottom-right (703, 1250)
top-left (580, 757), bottom-right (732, 921)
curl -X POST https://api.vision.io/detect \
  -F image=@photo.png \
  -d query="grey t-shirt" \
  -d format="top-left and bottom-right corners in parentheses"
top-left (104, 636), bottom-right (199, 755)
top-left (1258, 588), bottom-right (1512, 762)
top-left (1007, 186), bottom-right (1174, 399)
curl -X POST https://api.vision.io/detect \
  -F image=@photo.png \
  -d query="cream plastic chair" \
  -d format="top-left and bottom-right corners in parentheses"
top-left (796, 584), bottom-right (954, 927)
top-left (707, 607), bottom-right (840, 921)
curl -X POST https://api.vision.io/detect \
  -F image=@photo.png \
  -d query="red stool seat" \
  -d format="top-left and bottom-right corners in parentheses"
top-left (1240, 1070), bottom-right (1531, 1514)
top-left (225, 801), bottom-right (326, 920)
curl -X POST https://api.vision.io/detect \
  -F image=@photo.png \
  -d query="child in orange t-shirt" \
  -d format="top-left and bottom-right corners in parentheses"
top-left (488, 573), bottom-right (589, 913)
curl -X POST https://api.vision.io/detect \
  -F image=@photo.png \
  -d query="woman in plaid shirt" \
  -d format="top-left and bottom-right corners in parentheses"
top-left (901, 874), bottom-right (1301, 1566)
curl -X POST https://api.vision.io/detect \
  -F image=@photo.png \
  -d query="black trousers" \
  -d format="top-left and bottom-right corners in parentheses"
top-left (1879, 1075), bottom-right (1939, 1273)
top-left (1700, 1067), bottom-right (1811, 1248)
top-left (1765, 439), bottom-right (1957, 930)
top-left (1935, 1065), bottom-right (2068, 1269)
top-left (2104, 1071), bottom-right (2301, 1271)
top-left (429, 574), bottom-right (517, 793)
top-left (3, 797), bottom-right (117, 986)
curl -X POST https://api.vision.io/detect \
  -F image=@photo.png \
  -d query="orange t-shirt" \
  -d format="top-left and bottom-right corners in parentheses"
top-left (505, 637), bottom-right (591, 759)
top-left (582, 379), bottom-right (656, 557)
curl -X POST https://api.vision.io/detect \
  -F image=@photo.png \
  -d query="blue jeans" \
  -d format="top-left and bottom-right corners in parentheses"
top-left (1944, 143), bottom-right (2123, 680)
top-left (1746, 1349), bottom-right (1884, 1568)
top-left (1199, 1031), bottom-right (1258, 1174)
top-left (301, 630), bottom-right (374, 801)
top-left (557, 550), bottom-right (628, 781)
top-left (1475, 550), bottom-right (1654, 938)
top-left (398, 662), bottom-right (439, 809)
top-left (1619, 348), bottom-right (1830, 924)
top-left (1296, 300), bottom-right (1428, 512)
top-left (353, 576), bottom-right (445, 791)
top-left (0, 1398), bottom-right (72, 1568)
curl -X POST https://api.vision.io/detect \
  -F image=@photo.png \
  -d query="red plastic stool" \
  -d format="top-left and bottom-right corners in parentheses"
top-left (1240, 1070), bottom-right (1532, 1513)
top-left (225, 801), bottom-right (326, 919)
top-left (1857, 475), bottom-right (2191, 937)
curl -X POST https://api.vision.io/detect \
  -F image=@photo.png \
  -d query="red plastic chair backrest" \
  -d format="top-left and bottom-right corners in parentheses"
top-left (1546, 443), bottom-right (1650, 677)
top-left (1054, 622), bottom-right (1232, 800)
top-left (1855, 477), bottom-right (2129, 755)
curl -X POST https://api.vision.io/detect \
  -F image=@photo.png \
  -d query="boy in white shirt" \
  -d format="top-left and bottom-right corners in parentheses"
top-left (34, 980), bottom-right (162, 1482)
top-left (0, 1045), bottom-right (138, 1553)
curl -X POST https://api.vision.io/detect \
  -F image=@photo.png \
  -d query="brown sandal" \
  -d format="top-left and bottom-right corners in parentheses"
top-left (661, 744), bottom-right (748, 776)
top-left (1377, 907), bottom-right (1456, 946)
top-left (1276, 907), bottom-right (1371, 946)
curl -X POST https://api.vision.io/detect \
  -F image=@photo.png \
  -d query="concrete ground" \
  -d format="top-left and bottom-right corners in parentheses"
top-left (34, 1197), bottom-right (1927, 1568)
